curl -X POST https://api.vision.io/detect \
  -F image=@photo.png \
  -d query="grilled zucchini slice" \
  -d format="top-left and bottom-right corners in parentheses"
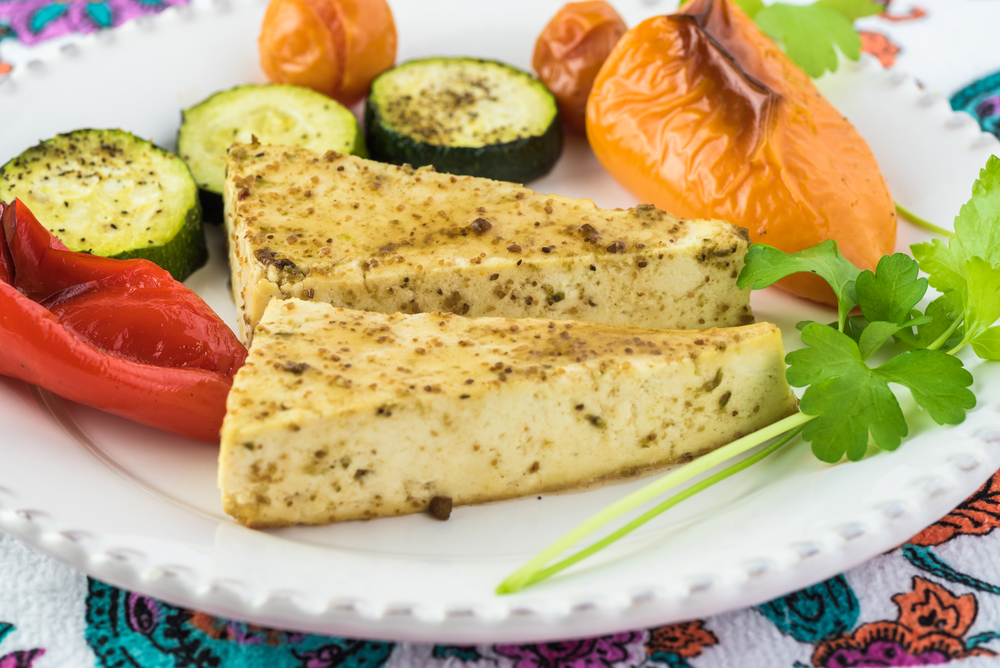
top-left (178, 84), bottom-right (366, 219)
top-left (365, 57), bottom-right (562, 183)
top-left (0, 129), bottom-right (206, 281)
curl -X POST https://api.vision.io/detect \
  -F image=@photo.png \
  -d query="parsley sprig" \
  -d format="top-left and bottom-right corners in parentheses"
top-left (496, 156), bottom-right (1000, 595)
top-left (735, 0), bottom-right (883, 78)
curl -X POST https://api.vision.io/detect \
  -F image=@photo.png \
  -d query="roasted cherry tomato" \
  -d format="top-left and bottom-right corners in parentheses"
top-left (587, 0), bottom-right (896, 305)
top-left (533, 1), bottom-right (626, 134)
top-left (258, 0), bottom-right (396, 107)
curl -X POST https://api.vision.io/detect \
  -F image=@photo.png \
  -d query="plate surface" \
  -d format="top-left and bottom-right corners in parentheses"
top-left (1, 0), bottom-right (1000, 644)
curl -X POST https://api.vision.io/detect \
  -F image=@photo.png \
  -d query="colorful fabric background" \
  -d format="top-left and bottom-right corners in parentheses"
top-left (2, 0), bottom-right (1000, 666)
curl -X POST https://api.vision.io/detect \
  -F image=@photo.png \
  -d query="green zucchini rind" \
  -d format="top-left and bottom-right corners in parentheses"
top-left (0, 129), bottom-right (207, 282)
top-left (178, 83), bottom-right (367, 219)
top-left (365, 57), bottom-right (563, 183)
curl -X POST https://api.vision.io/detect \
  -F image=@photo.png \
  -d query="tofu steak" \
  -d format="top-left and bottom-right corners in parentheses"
top-left (219, 299), bottom-right (798, 528)
top-left (224, 144), bottom-right (753, 343)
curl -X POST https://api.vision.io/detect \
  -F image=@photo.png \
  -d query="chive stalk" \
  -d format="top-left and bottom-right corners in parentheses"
top-left (895, 202), bottom-right (955, 238)
top-left (497, 412), bottom-right (814, 594)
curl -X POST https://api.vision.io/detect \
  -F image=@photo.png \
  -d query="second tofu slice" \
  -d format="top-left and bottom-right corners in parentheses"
top-left (220, 299), bottom-right (798, 528)
top-left (225, 144), bottom-right (753, 343)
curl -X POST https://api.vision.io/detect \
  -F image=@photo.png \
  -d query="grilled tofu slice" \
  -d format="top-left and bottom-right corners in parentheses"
top-left (224, 144), bottom-right (753, 344)
top-left (219, 299), bottom-right (797, 528)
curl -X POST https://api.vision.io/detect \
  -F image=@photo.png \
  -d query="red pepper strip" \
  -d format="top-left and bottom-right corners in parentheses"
top-left (0, 199), bottom-right (247, 441)
top-left (0, 203), bottom-right (12, 285)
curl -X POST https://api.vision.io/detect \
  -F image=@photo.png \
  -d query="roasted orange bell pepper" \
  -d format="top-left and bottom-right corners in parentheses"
top-left (586, 0), bottom-right (895, 304)
top-left (0, 199), bottom-right (246, 441)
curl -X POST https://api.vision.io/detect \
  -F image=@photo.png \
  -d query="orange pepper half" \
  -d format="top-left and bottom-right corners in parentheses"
top-left (586, 0), bottom-right (896, 304)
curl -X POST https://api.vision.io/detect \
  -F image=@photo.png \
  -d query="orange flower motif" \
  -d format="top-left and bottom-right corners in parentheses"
top-left (911, 472), bottom-right (1000, 546)
top-left (893, 577), bottom-right (977, 639)
top-left (812, 578), bottom-right (994, 667)
top-left (647, 620), bottom-right (718, 659)
top-left (812, 621), bottom-right (986, 666)
top-left (859, 31), bottom-right (900, 68)
top-left (878, 0), bottom-right (927, 22)
top-left (187, 611), bottom-right (294, 646)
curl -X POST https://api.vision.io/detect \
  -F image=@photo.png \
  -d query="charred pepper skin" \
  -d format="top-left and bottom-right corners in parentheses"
top-left (586, 0), bottom-right (896, 305)
top-left (0, 199), bottom-right (246, 442)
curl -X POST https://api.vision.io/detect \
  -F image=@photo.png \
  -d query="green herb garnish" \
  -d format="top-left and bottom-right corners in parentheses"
top-left (736, 0), bottom-right (883, 78)
top-left (896, 202), bottom-right (956, 238)
top-left (496, 155), bottom-right (1000, 595)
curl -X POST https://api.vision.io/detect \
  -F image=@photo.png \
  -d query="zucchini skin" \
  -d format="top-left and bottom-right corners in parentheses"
top-left (198, 190), bottom-right (225, 225)
top-left (109, 197), bottom-right (207, 280)
top-left (366, 105), bottom-right (563, 183)
top-left (178, 83), bottom-right (367, 210)
top-left (364, 58), bottom-right (563, 184)
top-left (0, 129), bottom-right (207, 282)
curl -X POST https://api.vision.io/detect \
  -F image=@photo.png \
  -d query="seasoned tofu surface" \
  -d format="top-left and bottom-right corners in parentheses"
top-left (224, 144), bottom-right (753, 343)
top-left (219, 300), bottom-right (798, 528)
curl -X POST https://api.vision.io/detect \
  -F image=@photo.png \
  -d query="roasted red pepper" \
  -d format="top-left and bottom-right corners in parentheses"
top-left (0, 199), bottom-right (246, 441)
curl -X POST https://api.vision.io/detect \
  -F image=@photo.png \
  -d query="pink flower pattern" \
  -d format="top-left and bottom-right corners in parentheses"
top-left (0, 0), bottom-right (189, 47)
top-left (0, 650), bottom-right (45, 668)
top-left (0, 624), bottom-right (43, 668)
top-left (495, 632), bottom-right (644, 668)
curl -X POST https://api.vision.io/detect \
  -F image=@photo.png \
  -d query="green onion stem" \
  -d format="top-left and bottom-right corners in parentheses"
top-left (896, 202), bottom-right (956, 238)
top-left (496, 411), bottom-right (815, 594)
top-left (504, 423), bottom-right (807, 592)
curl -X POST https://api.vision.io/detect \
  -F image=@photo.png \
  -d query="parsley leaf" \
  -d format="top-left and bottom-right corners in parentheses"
top-left (738, 240), bottom-right (860, 331)
top-left (907, 296), bottom-right (964, 350)
top-left (972, 327), bottom-right (1000, 360)
top-left (734, 0), bottom-right (765, 17)
top-left (752, 0), bottom-right (882, 78)
top-left (855, 253), bottom-right (927, 325)
top-left (953, 155), bottom-right (1000, 266)
top-left (876, 350), bottom-right (975, 424)
top-left (858, 318), bottom-right (930, 361)
top-left (786, 322), bottom-right (862, 387)
top-left (912, 156), bottom-right (1000, 311)
top-left (788, 324), bottom-right (905, 461)
top-left (800, 368), bottom-right (906, 462)
top-left (911, 238), bottom-right (967, 315)
top-left (755, 4), bottom-right (859, 78)
top-left (788, 323), bottom-right (975, 462)
top-left (910, 156), bottom-right (1000, 358)
top-left (818, 0), bottom-right (884, 21)
top-left (963, 256), bottom-right (1000, 344)
top-left (856, 321), bottom-right (898, 361)
top-left (796, 316), bottom-right (867, 343)
top-left (842, 315), bottom-right (868, 344)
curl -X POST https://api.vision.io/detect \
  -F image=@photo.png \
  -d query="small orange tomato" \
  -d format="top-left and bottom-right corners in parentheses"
top-left (258, 0), bottom-right (397, 107)
top-left (532, 1), bottom-right (626, 134)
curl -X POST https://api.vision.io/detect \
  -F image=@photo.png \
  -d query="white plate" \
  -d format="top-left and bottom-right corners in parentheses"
top-left (1, 0), bottom-right (1000, 644)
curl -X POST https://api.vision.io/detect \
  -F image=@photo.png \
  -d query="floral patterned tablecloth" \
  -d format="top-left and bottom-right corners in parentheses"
top-left (3, 1), bottom-right (1000, 666)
